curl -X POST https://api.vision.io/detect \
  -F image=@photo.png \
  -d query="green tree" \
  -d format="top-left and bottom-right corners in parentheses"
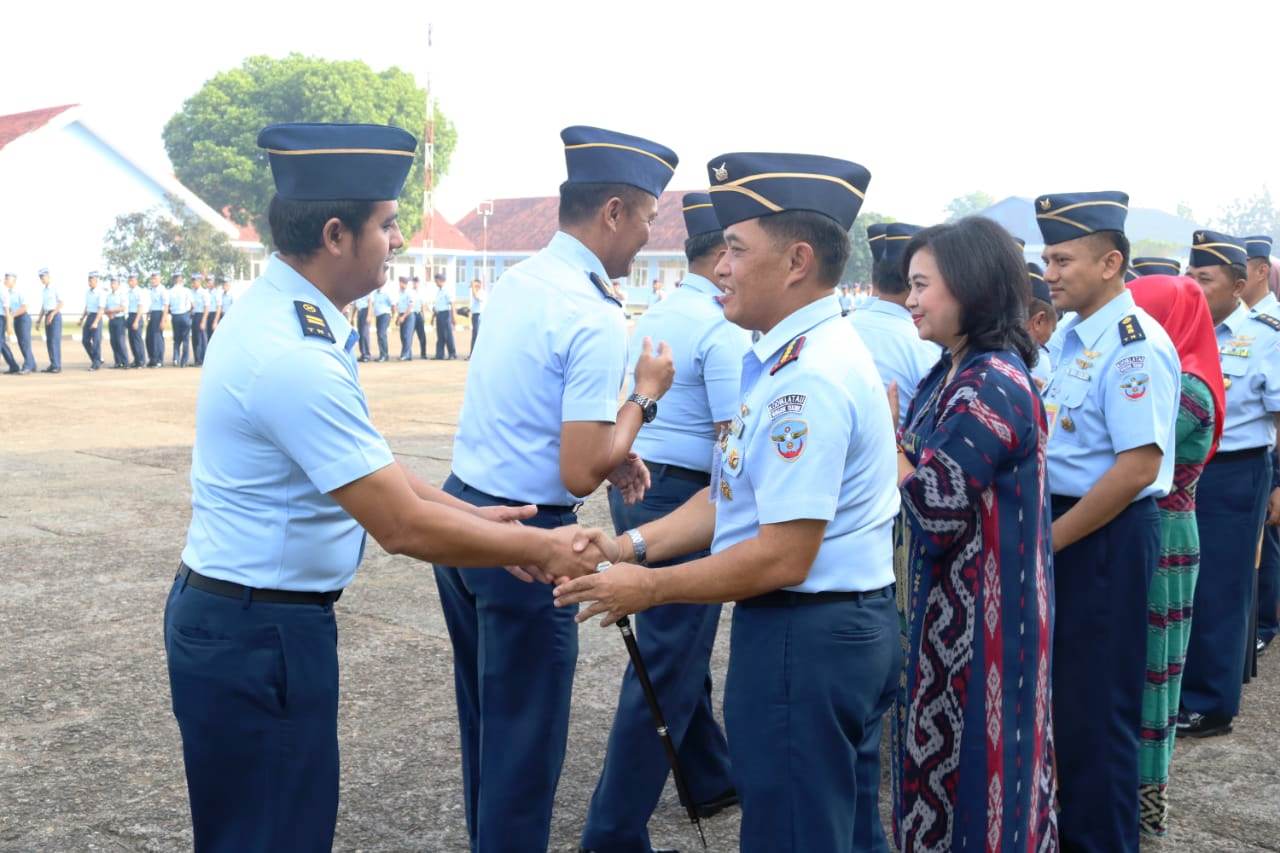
top-left (1214, 187), bottom-right (1280, 241)
top-left (163, 54), bottom-right (457, 247)
top-left (843, 212), bottom-right (893, 285)
top-left (1129, 239), bottom-right (1184, 260)
top-left (945, 191), bottom-right (995, 222)
top-left (102, 195), bottom-right (247, 279)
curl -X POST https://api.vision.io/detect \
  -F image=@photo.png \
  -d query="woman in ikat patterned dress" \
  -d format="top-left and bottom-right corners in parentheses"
top-left (888, 217), bottom-right (1058, 852)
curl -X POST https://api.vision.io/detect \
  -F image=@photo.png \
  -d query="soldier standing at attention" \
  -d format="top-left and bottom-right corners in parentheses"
top-left (169, 273), bottom-right (194, 367)
top-left (1036, 191), bottom-right (1180, 852)
top-left (395, 275), bottom-right (416, 360)
top-left (353, 292), bottom-right (372, 362)
top-left (38, 268), bottom-right (61, 373)
top-left (373, 281), bottom-right (393, 361)
top-left (432, 271), bottom-right (457, 360)
top-left (468, 278), bottom-right (485, 356)
top-left (190, 273), bottom-right (209, 366)
top-left (1, 273), bottom-right (21, 374)
top-left (126, 273), bottom-right (147, 368)
top-left (104, 274), bottom-right (129, 368)
top-left (146, 273), bottom-right (168, 367)
top-left (80, 271), bottom-right (105, 370)
top-left (434, 125), bottom-right (678, 853)
top-left (5, 273), bottom-right (37, 374)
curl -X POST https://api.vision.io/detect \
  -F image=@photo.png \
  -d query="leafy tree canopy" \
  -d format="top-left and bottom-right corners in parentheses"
top-left (102, 195), bottom-right (246, 280)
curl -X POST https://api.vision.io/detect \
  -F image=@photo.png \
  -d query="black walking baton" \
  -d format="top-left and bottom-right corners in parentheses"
top-left (615, 613), bottom-right (709, 850)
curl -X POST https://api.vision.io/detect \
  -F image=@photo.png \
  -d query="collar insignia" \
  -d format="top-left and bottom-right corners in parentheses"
top-left (294, 300), bottom-right (335, 342)
top-left (770, 335), bottom-right (806, 376)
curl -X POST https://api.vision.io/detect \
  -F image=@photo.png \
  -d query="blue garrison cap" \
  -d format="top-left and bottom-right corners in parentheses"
top-left (87, 270), bottom-right (99, 279)
top-left (867, 223), bottom-right (888, 263)
top-left (681, 192), bottom-right (721, 240)
top-left (1027, 262), bottom-right (1051, 303)
top-left (3, 272), bottom-right (15, 279)
top-left (37, 267), bottom-right (49, 277)
top-left (1034, 191), bottom-right (1129, 246)
top-left (1131, 257), bottom-right (1182, 277)
top-left (258, 123), bottom-right (417, 202)
top-left (1189, 230), bottom-right (1247, 268)
top-left (706, 152), bottom-right (870, 231)
top-left (191, 272), bottom-right (204, 281)
top-left (1245, 235), bottom-right (1273, 259)
top-left (561, 126), bottom-right (677, 198)
top-left (882, 223), bottom-right (922, 266)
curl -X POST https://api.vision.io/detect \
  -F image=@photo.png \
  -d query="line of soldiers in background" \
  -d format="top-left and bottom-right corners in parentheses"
top-left (344, 272), bottom-right (488, 363)
top-left (0, 269), bottom-right (236, 373)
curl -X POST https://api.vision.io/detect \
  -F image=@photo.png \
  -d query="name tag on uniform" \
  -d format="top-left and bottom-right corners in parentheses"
top-left (1066, 367), bottom-right (1091, 381)
top-left (730, 415), bottom-right (745, 439)
top-left (710, 442), bottom-right (723, 504)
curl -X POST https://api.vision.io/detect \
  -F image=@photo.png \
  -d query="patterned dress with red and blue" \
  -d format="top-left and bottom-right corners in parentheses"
top-left (892, 348), bottom-right (1059, 852)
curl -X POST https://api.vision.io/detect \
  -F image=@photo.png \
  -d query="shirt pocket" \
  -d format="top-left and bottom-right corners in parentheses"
top-left (1052, 377), bottom-right (1091, 445)
top-left (1220, 354), bottom-right (1249, 379)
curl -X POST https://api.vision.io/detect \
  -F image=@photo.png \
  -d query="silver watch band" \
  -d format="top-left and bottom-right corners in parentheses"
top-left (626, 528), bottom-right (648, 565)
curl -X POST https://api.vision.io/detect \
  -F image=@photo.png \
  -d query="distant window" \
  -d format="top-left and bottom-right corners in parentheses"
top-left (252, 262), bottom-right (261, 278)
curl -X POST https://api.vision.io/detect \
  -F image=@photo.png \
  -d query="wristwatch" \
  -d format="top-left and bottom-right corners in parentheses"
top-left (625, 528), bottom-right (649, 565)
top-left (627, 393), bottom-right (658, 423)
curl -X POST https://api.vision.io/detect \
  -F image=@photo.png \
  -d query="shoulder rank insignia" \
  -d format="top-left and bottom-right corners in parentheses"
top-left (294, 300), bottom-right (335, 343)
top-left (1251, 312), bottom-right (1280, 332)
top-left (770, 335), bottom-right (806, 375)
top-left (588, 272), bottom-right (622, 308)
top-left (1118, 314), bottom-right (1145, 346)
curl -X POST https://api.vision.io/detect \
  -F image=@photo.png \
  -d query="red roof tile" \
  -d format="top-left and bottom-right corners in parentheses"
top-left (454, 190), bottom-right (695, 253)
top-left (408, 208), bottom-right (476, 251)
top-left (0, 104), bottom-right (77, 152)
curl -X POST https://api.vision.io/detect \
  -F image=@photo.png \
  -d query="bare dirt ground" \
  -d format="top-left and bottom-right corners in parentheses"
top-left (1, 333), bottom-right (1277, 851)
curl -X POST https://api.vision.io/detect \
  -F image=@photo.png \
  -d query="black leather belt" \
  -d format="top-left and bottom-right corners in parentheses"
top-left (1210, 447), bottom-right (1267, 464)
top-left (738, 585), bottom-right (893, 608)
top-left (643, 460), bottom-right (711, 487)
top-left (178, 563), bottom-right (342, 606)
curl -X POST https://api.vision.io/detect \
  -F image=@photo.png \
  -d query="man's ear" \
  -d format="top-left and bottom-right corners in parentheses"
top-left (784, 241), bottom-right (817, 287)
top-left (322, 217), bottom-right (347, 258)
top-left (601, 197), bottom-right (626, 234)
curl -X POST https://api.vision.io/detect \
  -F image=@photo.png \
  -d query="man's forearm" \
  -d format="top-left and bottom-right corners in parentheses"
top-left (1052, 456), bottom-right (1155, 551)
top-left (398, 462), bottom-right (476, 512)
top-left (603, 400), bottom-right (646, 472)
top-left (392, 500), bottom-right (550, 567)
top-left (647, 536), bottom-right (809, 605)
top-left (622, 487), bottom-right (717, 564)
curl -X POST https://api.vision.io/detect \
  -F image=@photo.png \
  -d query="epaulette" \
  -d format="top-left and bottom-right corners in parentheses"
top-left (294, 300), bottom-right (335, 342)
top-left (1118, 314), bottom-right (1146, 346)
top-left (1251, 312), bottom-right (1280, 332)
top-left (588, 272), bottom-right (622, 308)
top-left (770, 335), bottom-right (806, 375)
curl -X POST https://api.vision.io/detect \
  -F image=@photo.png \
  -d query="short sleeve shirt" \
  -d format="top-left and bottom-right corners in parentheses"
top-left (850, 299), bottom-right (943, 427)
top-left (1216, 302), bottom-right (1280, 452)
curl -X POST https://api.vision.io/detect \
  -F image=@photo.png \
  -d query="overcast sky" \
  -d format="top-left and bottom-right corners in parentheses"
top-left (4, 0), bottom-right (1277, 227)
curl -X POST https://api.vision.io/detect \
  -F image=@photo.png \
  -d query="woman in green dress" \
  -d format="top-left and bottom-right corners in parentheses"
top-left (1129, 275), bottom-right (1225, 837)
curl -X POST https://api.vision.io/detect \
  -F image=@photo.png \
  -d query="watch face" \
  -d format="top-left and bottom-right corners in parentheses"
top-left (643, 400), bottom-right (657, 422)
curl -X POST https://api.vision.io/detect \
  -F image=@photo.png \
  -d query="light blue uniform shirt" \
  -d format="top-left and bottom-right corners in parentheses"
top-left (1250, 291), bottom-right (1279, 319)
top-left (354, 295), bottom-right (370, 310)
top-left (8, 286), bottom-right (28, 314)
top-left (853, 293), bottom-right (872, 310)
top-left (127, 286), bottom-right (146, 313)
top-left (1216, 302), bottom-right (1280, 452)
top-left (396, 289), bottom-right (413, 313)
top-left (41, 284), bottom-right (59, 312)
top-left (452, 231), bottom-right (628, 505)
top-left (1043, 290), bottom-right (1180, 499)
top-left (433, 287), bottom-right (452, 312)
top-left (374, 290), bottom-right (393, 316)
top-left (181, 255), bottom-right (394, 591)
top-left (220, 289), bottom-right (234, 314)
top-left (149, 286), bottom-right (168, 311)
top-left (712, 295), bottom-right (900, 593)
top-left (85, 287), bottom-right (103, 312)
top-left (1030, 344), bottom-right (1054, 393)
top-left (850, 298), bottom-right (942, 427)
top-left (837, 292), bottom-right (852, 313)
top-left (470, 288), bottom-right (486, 315)
top-left (105, 288), bottom-right (125, 312)
top-left (628, 273), bottom-right (751, 473)
top-left (169, 285), bottom-right (193, 315)
top-left (192, 288), bottom-right (209, 313)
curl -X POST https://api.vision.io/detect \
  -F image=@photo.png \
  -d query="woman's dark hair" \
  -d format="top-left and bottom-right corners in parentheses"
top-left (901, 216), bottom-right (1038, 367)
top-left (267, 195), bottom-right (377, 257)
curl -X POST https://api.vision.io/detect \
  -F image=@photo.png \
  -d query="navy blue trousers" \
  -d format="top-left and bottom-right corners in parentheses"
top-left (13, 314), bottom-right (36, 370)
top-left (433, 474), bottom-right (579, 853)
top-left (470, 312), bottom-right (481, 355)
top-left (127, 313), bottom-right (145, 366)
top-left (580, 470), bottom-right (733, 853)
top-left (146, 310), bottom-right (164, 365)
top-left (164, 572), bottom-right (340, 853)
top-left (1258, 451), bottom-right (1280, 645)
top-left (192, 314), bottom-right (208, 364)
top-left (108, 316), bottom-right (128, 366)
top-left (43, 313), bottom-right (61, 369)
top-left (725, 589), bottom-right (899, 853)
top-left (375, 313), bottom-right (390, 359)
top-left (415, 309), bottom-right (428, 356)
top-left (82, 313), bottom-right (102, 364)
top-left (435, 311), bottom-right (457, 359)
top-left (0, 316), bottom-right (18, 371)
top-left (356, 307), bottom-right (371, 359)
top-left (1052, 495), bottom-right (1158, 853)
top-left (172, 313), bottom-right (192, 366)
top-left (1183, 451), bottom-right (1271, 719)
top-left (398, 314), bottom-right (416, 359)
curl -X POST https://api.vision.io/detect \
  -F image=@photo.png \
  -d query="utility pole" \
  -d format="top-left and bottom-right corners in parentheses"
top-left (422, 21), bottom-right (436, 284)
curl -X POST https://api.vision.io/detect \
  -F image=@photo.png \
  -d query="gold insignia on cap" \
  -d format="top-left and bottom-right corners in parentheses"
top-left (714, 162), bottom-right (729, 182)
top-left (1196, 232), bottom-right (1205, 243)
top-left (1039, 198), bottom-right (1052, 211)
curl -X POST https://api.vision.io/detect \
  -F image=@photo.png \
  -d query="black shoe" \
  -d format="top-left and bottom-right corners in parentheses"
top-left (691, 788), bottom-right (739, 819)
top-left (46, 367), bottom-right (60, 373)
top-left (18, 367), bottom-right (34, 374)
top-left (1176, 711), bottom-right (1232, 738)
top-left (1259, 636), bottom-right (1273, 657)
top-left (4, 368), bottom-right (17, 375)
top-left (89, 363), bottom-right (99, 371)
top-left (358, 356), bottom-right (370, 362)
top-left (42, 366), bottom-right (56, 373)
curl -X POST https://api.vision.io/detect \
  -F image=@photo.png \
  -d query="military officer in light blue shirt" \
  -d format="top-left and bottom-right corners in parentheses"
top-left (214, 276), bottom-right (234, 333)
top-left (168, 273), bottom-right (194, 367)
top-left (146, 273), bottom-right (168, 367)
top-left (1240, 235), bottom-right (1280, 657)
top-left (432, 271), bottom-right (458, 359)
top-left (580, 191), bottom-right (749, 852)
top-left (394, 275), bottom-right (416, 360)
top-left (436, 125), bottom-right (678, 853)
top-left (1035, 191), bottom-right (1179, 853)
top-left (852, 221), bottom-right (942, 426)
top-left (37, 268), bottom-right (61, 372)
top-left (104, 274), bottom-right (129, 368)
top-left (126, 273), bottom-right (147, 368)
top-left (80, 271), bottom-right (105, 370)
top-left (1, 273), bottom-right (25, 374)
top-left (165, 122), bottom-right (603, 853)
top-left (372, 283), bottom-right (393, 361)
top-left (1026, 263), bottom-right (1057, 392)
top-left (1177, 230), bottom-right (1280, 738)
top-left (352, 292), bottom-right (371, 361)
top-left (558, 152), bottom-right (902, 853)
top-left (190, 273), bottom-right (210, 366)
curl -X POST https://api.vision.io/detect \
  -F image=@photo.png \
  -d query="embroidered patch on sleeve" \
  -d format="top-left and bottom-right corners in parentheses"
top-left (294, 301), bottom-right (335, 342)
top-left (768, 393), bottom-right (807, 419)
top-left (1120, 372), bottom-right (1149, 400)
top-left (770, 418), bottom-right (808, 461)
